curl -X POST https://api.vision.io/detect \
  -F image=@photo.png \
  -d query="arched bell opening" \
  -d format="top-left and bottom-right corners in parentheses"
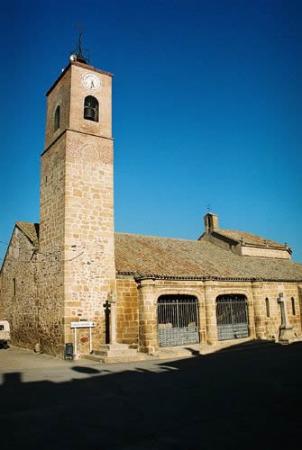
top-left (84, 96), bottom-right (99, 122)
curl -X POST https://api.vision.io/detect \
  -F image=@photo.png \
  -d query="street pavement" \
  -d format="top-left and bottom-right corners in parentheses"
top-left (0, 341), bottom-right (301, 450)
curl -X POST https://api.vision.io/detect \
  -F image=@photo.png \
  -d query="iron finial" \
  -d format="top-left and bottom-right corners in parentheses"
top-left (70, 27), bottom-right (89, 64)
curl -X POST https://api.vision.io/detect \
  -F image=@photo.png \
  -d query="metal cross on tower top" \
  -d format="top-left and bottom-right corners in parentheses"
top-left (70, 29), bottom-right (89, 64)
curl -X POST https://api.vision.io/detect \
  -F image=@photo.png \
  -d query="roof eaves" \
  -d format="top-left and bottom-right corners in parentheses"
top-left (0, 227), bottom-right (15, 274)
top-left (116, 271), bottom-right (302, 283)
top-left (215, 229), bottom-right (290, 252)
top-left (240, 241), bottom-right (291, 252)
top-left (211, 231), bottom-right (239, 245)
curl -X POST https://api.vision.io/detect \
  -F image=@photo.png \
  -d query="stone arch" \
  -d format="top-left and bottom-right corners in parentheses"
top-left (84, 95), bottom-right (99, 122)
top-left (216, 293), bottom-right (249, 341)
top-left (54, 105), bottom-right (60, 131)
top-left (157, 294), bottom-right (199, 347)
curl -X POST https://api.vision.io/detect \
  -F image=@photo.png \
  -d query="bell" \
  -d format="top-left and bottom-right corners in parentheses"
top-left (84, 107), bottom-right (96, 121)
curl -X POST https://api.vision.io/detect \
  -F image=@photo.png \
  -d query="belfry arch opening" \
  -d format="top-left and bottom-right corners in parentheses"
top-left (157, 295), bottom-right (199, 347)
top-left (54, 105), bottom-right (60, 131)
top-left (84, 95), bottom-right (99, 122)
top-left (216, 294), bottom-right (249, 340)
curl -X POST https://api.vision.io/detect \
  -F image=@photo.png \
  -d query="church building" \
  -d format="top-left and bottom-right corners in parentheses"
top-left (1, 53), bottom-right (302, 361)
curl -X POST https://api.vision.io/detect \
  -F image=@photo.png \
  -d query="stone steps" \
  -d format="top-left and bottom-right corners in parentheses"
top-left (82, 343), bottom-right (150, 363)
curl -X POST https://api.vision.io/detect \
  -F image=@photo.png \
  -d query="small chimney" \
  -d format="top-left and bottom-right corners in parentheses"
top-left (204, 213), bottom-right (219, 233)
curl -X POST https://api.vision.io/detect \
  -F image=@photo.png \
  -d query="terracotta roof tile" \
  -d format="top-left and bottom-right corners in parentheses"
top-left (115, 232), bottom-right (302, 281)
top-left (13, 223), bottom-right (302, 282)
top-left (216, 229), bottom-right (287, 249)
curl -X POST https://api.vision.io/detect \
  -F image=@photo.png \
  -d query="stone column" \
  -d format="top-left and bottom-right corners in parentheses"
top-left (198, 286), bottom-right (207, 346)
top-left (198, 285), bottom-right (207, 345)
top-left (204, 281), bottom-right (218, 345)
top-left (109, 293), bottom-right (117, 344)
top-left (299, 286), bottom-right (302, 331)
top-left (247, 286), bottom-right (256, 339)
top-left (138, 279), bottom-right (157, 354)
top-left (252, 282), bottom-right (266, 339)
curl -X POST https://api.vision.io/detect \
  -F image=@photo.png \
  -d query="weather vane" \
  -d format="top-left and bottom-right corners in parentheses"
top-left (70, 25), bottom-right (89, 64)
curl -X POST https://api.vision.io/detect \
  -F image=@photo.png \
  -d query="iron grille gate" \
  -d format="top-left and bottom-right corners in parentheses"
top-left (216, 295), bottom-right (249, 341)
top-left (157, 295), bottom-right (199, 347)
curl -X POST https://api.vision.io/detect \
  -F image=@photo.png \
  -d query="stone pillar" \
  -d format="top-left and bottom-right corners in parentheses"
top-left (204, 281), bottom-right (218, 345)
top-left (252, 282), bottom-right (266, 339)
top-left (138, 279), bottom-right (157, 354)
top-left (198, 287), bottom-right (207, 344)
top-left (109, 291), bottom-right (117, 345)
top-left (247, 287), bottom-right (256, 339)
top-left (299, 286), bottom-right (302, 331)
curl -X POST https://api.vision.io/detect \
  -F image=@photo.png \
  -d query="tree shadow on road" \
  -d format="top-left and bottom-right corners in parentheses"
top-left (1, 341), bottom-right (302, 450)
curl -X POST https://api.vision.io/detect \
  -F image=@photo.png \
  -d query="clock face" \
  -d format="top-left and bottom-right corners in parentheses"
top-left (81, 73), bottom-right (101, 91)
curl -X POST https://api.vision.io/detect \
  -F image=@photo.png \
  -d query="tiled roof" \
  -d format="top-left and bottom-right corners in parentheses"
top-left (115, 232), bottom-right (302, 281)
top-left (16, 222), bottom-right (39, 246)
top-left (13, 223), bottom-right (302, 282)
top-left (215, 229), bottom-right (287, 250)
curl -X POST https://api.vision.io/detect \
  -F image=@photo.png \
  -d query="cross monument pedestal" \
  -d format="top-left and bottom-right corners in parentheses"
top-left (277, 293), bottom-right (295, 344)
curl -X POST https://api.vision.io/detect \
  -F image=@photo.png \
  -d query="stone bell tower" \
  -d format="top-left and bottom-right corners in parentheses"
top-left (39, 52), bottom-right (115, 356)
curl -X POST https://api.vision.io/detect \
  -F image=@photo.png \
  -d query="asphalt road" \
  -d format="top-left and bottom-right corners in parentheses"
top-left (0, 341), bottom-right (301, 450)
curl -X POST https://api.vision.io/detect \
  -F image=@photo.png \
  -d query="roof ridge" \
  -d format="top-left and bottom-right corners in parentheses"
top-left (16, 220), bottom-right (36, 225)
top-left (218, 228), bottom-right (284, 245)
top-left (115, 231), bottom-right (200, 243)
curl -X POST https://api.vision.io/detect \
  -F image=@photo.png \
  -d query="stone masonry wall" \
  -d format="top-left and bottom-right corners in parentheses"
top-left (240, 246), bottom-right (290, 259)
top-left (116, 277), bottom-right (139, 346)
top-left (137, 278), bottom-right (302, 354)
top-left (45, 69), bottom-right (71, 149)
top-left (0, 277), bottom-right (3, 318)
top-left (38, 62), bottom-right (115, 357)
top-left (299, 286), bottom-right (302, 329)
top-left (39, 134), bottom-right (66, 356)
top-left (69, 63), bottom-right (112, 140)
top-left (138, 279), bottom-right (206, 354)
top-left (63, 130), bottom-right (115, 355)
top-left (0, 228), bottom-right (39, 349)
top-left (252, 281), bottom-right (301, 340)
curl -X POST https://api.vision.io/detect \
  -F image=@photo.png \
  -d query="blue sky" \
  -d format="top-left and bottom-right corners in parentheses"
top-left (1, 0), bottom-right (302, 261)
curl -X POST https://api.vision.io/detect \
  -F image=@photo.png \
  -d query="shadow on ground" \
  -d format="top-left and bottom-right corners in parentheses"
top-left (1, 341), bottom-right (301, 450)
